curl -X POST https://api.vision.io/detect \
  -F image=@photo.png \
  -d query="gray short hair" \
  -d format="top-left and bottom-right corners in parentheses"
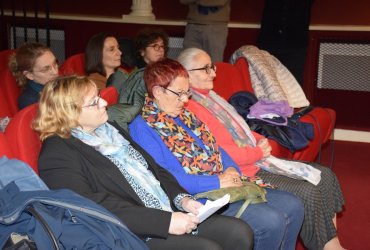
top-left (177, 48), bottom-right (207, 70)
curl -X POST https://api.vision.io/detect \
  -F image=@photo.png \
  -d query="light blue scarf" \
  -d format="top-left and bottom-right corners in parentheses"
top-left (71, 123), bottom-right (172, 211)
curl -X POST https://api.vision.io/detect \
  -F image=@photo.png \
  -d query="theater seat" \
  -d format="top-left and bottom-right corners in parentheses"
top-left (0, 49), bottom-right (15, 73)
top-left (0, 132), bottom-right (14, 158)
top-left (0, 69), bottom-right (21, 118)
top-left (0, 50), bottom-right (21, 118)
top-left (100, 86), bottom-right (118, 106)
top-left (59, 53), bottom-right (86, 76)
top-left (214, 62), bottom-right (253, 101)
top-left (213, 57), bottom-right (336, 162)
top-left (5, 103), bottom-right (40, 173)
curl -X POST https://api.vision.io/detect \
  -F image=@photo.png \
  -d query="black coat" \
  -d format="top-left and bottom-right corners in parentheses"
top-left (38, 123), bottom-right (187, 240)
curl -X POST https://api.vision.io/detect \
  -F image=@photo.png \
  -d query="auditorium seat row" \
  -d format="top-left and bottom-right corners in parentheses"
top-left (1, 50), bottom-right (335, 173)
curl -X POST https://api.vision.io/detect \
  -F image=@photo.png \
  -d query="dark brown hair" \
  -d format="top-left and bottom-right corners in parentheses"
top-left (135, 28), bottom-right (169, 59)
top-left (84, 32), bottom-right (117, 76)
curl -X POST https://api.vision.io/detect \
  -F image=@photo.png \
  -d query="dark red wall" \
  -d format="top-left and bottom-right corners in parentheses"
top-left (3, 0), bottom-right (370, 25)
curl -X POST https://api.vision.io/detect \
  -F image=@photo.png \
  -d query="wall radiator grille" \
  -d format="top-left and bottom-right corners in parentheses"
top-left (167, 37), bottom-right (184, 60)
top-left (317, 42), bottom-right (370, 92)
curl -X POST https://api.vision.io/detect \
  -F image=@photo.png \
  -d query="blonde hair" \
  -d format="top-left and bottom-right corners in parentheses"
top-left (8, 42), bottom-right (51, 87)
top-left (33, 75), bottom-right (96, 141)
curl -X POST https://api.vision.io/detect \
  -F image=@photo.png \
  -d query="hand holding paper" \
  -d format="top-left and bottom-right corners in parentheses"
top-left (191, 194), bottom-right (230, 223)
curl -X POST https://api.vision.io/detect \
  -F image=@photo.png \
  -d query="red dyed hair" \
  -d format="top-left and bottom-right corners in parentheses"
top-left (144, 58), bottom-right (189, 98)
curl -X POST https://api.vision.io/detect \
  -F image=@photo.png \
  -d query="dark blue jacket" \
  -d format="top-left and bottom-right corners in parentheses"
top-left (0, 157), bottom-right (148, 250)
top-left (18, 80), bottom-right (44, 110)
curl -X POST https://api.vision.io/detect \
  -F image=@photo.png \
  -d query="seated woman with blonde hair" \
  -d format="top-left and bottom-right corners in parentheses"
top-left (33, 75), bottom-right (253, 250)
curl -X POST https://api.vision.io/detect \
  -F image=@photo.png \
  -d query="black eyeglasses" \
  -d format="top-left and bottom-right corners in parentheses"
top-left (163, 87), bottom-right (192, 102)
top-left (188, 63), bottom-right (216, 74)
top-left (147, 44), bottom-right (165, 51)
top-left (82, 92), bottom-right (101, 109)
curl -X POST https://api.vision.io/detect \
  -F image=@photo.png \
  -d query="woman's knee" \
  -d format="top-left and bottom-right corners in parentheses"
top-left (225, 218), bottom-right (254, 250)
top-left (288, 193), bottom-right (305, 219)
top-left (270, 189), bottom-right (305, 220)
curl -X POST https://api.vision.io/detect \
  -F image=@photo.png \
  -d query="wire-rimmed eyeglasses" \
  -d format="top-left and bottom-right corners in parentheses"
top-left (33, 60), bottom-right (59, 74)
top-left (188, 63), bottom-right (216, 74)
top-left (81, 92), bottom-right (101, 109)
top-left (163, 87), bottom-right (192, 102)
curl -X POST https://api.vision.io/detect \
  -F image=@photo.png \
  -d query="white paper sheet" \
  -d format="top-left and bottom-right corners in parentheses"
top-left (193, 194), bottom-right (230, 223)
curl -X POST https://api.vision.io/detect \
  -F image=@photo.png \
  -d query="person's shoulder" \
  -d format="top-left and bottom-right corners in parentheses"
top-left (18, 88), bottom-right (39, 110)
top-left (42, 135), bottom-right (65, 148)
top-left (114, 68), bottom-right (130, 79)
top-left (42, 135), bottom-right (77, 152)
top-left (128, 115), bottom-right (150, 136)
top-left (129, 67), bottom-right (145, 78)
top-left (129, 115), bottom-right (145, 127)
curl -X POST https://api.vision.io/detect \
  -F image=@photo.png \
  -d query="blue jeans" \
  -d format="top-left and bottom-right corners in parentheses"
top-left (221, 188), bottom-right (304, 250)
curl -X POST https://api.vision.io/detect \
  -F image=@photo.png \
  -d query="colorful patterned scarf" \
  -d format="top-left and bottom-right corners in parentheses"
top-left (142, 97), bottom-right (223, 175)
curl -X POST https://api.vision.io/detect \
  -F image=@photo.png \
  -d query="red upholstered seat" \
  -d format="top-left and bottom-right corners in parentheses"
top-left (212, 57), bottom-right (336, 162)
top-left (0, 88), bottom-right (13, 119)
top-left (0, 68), bottom-right (22, 118)
top-left (293, 107), bottom-right (336, 161)
top-left (4, 103), bottom-right (41, 173)
top-left (0, 49), bottom-right (15, 73)
top-left (0, 49), bottom-right (21, 118)
top-left (59, 53), bottom-right (86, 76)
top-left (100, 86), bottom-right (118, 106)
top-left (214, 62), bottom-right (250, 102)
top-left (0, 132), bottom-right (14, 158)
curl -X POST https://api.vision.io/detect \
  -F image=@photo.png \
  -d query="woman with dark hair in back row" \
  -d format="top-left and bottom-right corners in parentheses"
top-left (84, 32), bottom-right (128, 90)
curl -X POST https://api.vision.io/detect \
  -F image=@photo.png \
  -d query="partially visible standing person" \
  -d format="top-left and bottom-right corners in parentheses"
top-left (180, 0), bottom-right (230, 62)
top-left (257, 0), bottom-right (314, 86)
top-left (9, 42), bottom-right (59, 110)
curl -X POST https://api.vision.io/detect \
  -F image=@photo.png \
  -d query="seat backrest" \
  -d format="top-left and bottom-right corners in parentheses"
top-left (214, 62), bottom-right (251, 101)
top-left (0, 49), bottom-right (15, 74)
top-left (4, 103), bottom-right (41, 173)
top-left (0, 69), bottom-right (22, 118)
top-left (0, 132), bottom-right (14, 158)
top-left (100, 86), bottom-right (118, 106)
top-left (233, 57), bottom-right (254, 93)
top-left (59, 53), bottom-right (86, 76)
top-left (0, 88), bottom-right (13, 119)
